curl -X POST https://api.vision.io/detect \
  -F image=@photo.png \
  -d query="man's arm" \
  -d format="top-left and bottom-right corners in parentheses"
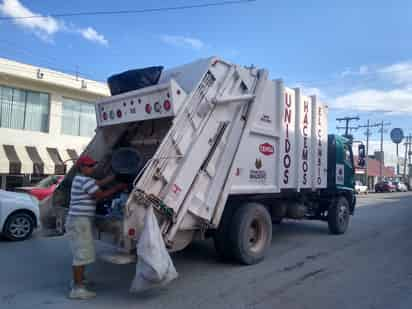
top-left (92, 183), bottom-right (128, 201)
top-left (95, 174), bottom-right (116, 187)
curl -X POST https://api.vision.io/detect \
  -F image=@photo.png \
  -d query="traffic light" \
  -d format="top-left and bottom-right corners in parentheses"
top-left (358, 144), bottom-right (366, 167)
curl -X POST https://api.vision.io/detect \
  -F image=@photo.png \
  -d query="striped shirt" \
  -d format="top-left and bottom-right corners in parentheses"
top-left (68, 175), bottom-right (100, 217)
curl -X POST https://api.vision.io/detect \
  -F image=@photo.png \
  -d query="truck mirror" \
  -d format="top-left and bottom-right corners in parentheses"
top-left (358, 144), bottom-right (366, 167)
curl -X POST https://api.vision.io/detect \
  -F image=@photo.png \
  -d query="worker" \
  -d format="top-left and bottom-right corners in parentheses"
top-left (66, 155), bottom-right (127, 299)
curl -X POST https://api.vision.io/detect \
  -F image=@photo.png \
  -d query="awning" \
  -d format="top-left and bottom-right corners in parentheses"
top-left (0, 145), bottom-right (80, 175)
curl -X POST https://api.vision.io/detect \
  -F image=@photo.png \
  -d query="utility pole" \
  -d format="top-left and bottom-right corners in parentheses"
top-left (358, 120), bottom-right (377, 188)
top-left (377, 121), bottom-right (391, 180)
top-left (336, 116), bottom-right (360, 138)
top-left (403, 135), bottom-right (411, 179)
top-left (409, 133), bottom-right (412, 166)
top-left (408, 134), bottom-right (412, 181)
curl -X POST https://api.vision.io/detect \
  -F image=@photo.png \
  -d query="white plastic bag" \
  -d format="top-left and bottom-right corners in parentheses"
top-left (130, 206), bottom-right (178, 293)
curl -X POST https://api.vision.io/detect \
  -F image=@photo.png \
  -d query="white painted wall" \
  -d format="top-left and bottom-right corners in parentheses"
top-left (0, 58), bottom-right (110, 153)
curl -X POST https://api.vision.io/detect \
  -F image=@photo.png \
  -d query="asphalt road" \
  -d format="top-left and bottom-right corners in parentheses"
top-left (1, 192), bottom-right (412, 309)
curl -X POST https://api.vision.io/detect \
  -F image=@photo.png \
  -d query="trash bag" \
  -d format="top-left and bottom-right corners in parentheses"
top-left (108, 66), bottom-right (163, 96)
top-left (130, 206), bottom-right (178, 293)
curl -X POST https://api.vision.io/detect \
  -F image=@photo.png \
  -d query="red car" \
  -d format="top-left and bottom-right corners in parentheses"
top-left (16, 175), bottom-right (64, 201)
top-left (374, 181), bottom-right (396, 193)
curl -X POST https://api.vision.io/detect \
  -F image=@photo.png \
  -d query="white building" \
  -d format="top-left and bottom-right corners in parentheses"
top-left (0, 57), bottom-right (110, 189)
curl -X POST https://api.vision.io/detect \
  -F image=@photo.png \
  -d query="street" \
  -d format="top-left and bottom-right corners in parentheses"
top-left (1, 192), bottom-right (412, 309)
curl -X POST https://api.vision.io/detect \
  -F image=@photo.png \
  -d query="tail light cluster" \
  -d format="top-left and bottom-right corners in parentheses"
top-left (145, 99), bottom-right (172, 114)
top-left (101, 93), bottom-right (173, 121)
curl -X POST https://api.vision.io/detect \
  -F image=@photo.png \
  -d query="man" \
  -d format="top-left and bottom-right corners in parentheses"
top-left (66, 155), bottom-right (127, 299)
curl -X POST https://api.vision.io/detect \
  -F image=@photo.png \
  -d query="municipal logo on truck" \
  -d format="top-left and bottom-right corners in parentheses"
top-left (336, 164), bottom-right (344, 185)
top-left (259, 143), bottom-right (274, 156)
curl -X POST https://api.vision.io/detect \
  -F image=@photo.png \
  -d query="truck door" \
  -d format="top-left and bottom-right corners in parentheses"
top-left (343, 143), bottom-right (354, 189)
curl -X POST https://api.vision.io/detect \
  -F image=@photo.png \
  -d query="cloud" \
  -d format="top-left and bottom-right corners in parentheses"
top-left (340, 65), bottom-right (369, 78)
top-left (0, 0), bottom-right (108, 45)
top-left (0, 0), bottom-right (59, 40)
top-left (160, 35), bottom-right (204, 50)
top-left (293, 84), bottom-right (324, 100)
top-left (332, 88), bottom-right (412, 114)
top-left (324, 60), bottom-right (412, 115)
top-left (378, 61), bottom-right (412, 86)
top-left (79, 27), bottom-right (108, 45)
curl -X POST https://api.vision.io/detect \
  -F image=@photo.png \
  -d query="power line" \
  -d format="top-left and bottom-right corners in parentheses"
top-left (336, 116), bottom-right (359, 137)
top-left (0, 0), bottom-right (256, 20)
top-left (0, 42), bottom-right (100, 81)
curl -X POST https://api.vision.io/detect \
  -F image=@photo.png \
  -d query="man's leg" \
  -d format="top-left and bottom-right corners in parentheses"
top-left (67, 217), bottom-right (96, 299)
top-left (73, 265), bottom-right (85, 286)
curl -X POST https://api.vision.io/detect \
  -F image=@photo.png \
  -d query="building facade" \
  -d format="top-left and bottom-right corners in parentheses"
top-left (354, 156), bottom-right (396, 190)
top-left (0, 58), bottom-right (110, 189)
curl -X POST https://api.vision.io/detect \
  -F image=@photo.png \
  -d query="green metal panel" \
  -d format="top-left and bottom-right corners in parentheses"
top-left (327, 134), bottom-right (355, 190)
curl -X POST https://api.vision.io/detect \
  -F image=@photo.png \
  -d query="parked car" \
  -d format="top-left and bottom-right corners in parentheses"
top-left (355, 181), bottom-right (368, 194)
top-left (375, 181), bottom-right (396, 193)
top-left (0, 190), bottom-right (40, 240)
top-left (393, 181), bottom-right (408, 192)
top-left (15, 175), bottom-right (63, 201)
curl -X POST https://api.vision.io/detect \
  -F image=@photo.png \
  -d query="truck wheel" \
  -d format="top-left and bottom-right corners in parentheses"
top-left (328, 197), bottom-right (350, 235)
top-left (230, 203), bottom-right (272, 265)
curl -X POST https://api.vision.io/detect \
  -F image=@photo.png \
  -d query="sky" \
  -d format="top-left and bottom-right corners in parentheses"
top-left (0, 0), bottom-right (411, 166)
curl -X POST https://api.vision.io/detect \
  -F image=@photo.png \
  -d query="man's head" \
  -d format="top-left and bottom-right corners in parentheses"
top-left (76, 155), bottom-right (98, 176)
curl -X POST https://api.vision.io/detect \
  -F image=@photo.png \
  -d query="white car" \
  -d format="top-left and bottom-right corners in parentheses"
top-left (393, 181), bottom-right (408, 192)
top-left (0, 190), bottom-right (40, 241)
top-left (355, 181), bottom-right (368, 194)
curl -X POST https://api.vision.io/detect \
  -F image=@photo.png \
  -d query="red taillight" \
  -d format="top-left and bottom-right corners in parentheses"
top-left (145, 104), bottom-right (152, 114)
top-left (116, 109), bottom-right (122, 118)
top-left (163, 100), bottom-right (171, 111)
top-left (128, 228), bottom-right (136, 237)
top-left (102, 112), bottom-right (108, 120)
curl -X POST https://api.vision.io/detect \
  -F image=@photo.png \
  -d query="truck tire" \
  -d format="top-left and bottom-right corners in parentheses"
top-left (328, 196), bottom-right (350, 235)
top-left (230, 203), bottom-right (272, 265)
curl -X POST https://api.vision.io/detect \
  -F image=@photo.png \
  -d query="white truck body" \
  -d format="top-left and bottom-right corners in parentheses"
top-left (76, 57), bottom-right (328, 254)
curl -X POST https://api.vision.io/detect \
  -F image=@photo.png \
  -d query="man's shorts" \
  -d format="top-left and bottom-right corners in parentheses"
top-left (65, 216), bottom-right (96, 266)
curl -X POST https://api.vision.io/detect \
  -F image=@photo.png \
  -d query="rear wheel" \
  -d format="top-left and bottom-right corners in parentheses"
top-left (230, 203), bottom-right (272, 265)
top-left (4, 212), bottom-right (35, 241)
top-left (328, 197), bottom-right (350, 235)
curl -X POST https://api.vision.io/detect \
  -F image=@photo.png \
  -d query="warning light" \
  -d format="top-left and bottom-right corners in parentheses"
top-left (128, 228), bottom-right (136, 236)
top-left (163, 100), bottom-right (171, 111)
top-left (145, 104), bottom-right (152, 114)
top-left (102, 112), bottom-right (108, 120)
top-left (116, 109), bottom-right (122, 118)
top-left (154, 102), bottom-right (161, 112)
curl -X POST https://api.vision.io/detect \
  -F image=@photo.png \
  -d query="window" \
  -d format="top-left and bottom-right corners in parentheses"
top-left (344, 144), bottom-right (353, 167)
top-left (0, 85), bottom-right (50, 132)
top-left (61, 98), bottom-right (96, 137)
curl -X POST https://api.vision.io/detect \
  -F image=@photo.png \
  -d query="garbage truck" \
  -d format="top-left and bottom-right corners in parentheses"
top-left (50, 57), bottom-right (364, 266)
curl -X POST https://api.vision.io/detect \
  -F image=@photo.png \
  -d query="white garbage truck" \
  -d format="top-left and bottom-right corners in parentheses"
top-left (50, 57), bottom-right (362, 265)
